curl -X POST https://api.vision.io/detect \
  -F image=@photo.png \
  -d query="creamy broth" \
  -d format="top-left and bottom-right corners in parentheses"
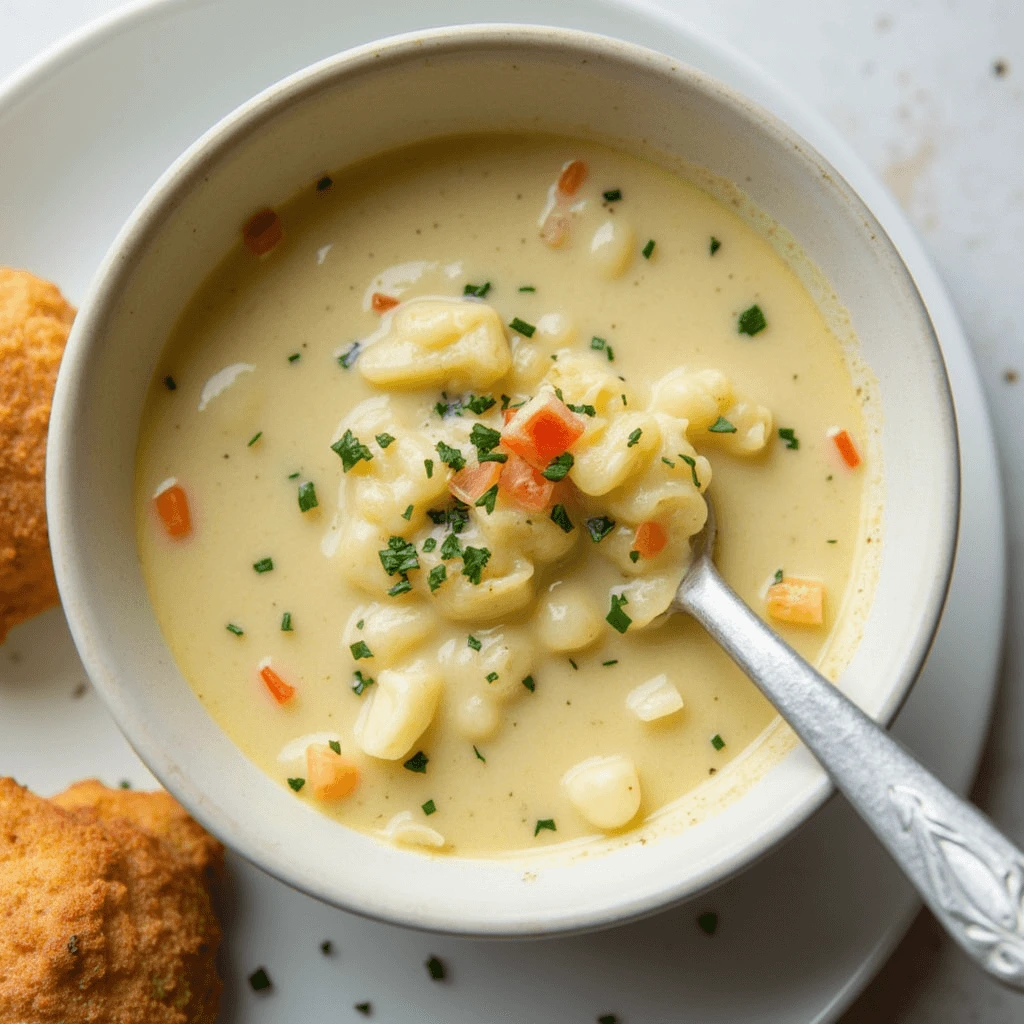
top-left (135, 136), bottom-right (873, 857)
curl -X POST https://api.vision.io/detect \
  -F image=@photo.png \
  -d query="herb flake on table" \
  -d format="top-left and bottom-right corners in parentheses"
top-left (509, 316), bottom-right (536, 338)
top-left (602, 660), bottom-right (618, 667)
top-left (606, 593), bottom-right (632, 634)
top-left (297, 480), bottom-right (318, 512)
top-left (253, 557), bottom-right (274, 573)
top-left (708, 416), bottom-right (736, 434)
top-left (534, 818), bottom-right (557, 836)
top-left (320, 940), bottom-right (333, 955)
top-left (738, 303), bottom-right (767, 336)
top-left (355, 1003), bottom-right (372, 1016)
top-left (426, 956), bottom-right (447, 981)
top-left (248, 967), bottom-right (272, 991)
top-left (331, 429), bottom-right (373, 471)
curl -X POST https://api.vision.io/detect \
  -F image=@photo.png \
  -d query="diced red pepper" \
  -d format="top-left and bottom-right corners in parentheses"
top-left (499, 453), bottom-right (555, 511)
top-left (449, 461), bottom-right (503, 505)
top-left (501, 394), bottom-right (586, 471)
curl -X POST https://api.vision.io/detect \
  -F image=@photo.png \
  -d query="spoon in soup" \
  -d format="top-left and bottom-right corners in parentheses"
top-left (672, 497), bottom-right (1024, 991)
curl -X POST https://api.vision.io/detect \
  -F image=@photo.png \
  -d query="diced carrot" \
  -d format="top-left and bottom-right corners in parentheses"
top-left (260, 664), bottom-right (296, 705)
top-left (306, 743), bottom-right (360, 801)
top-left (831, 429), bottom-right (861, 469)
top-left (633, 520), bottom-right (668, 558)
top-left (449, 461), bottom-right (503, 504)
top-left (767, 577), bottom-right (825, 626)
top-left (371, 292), bottom-right (400, 314)
top-left (242, 208), bottom-right (282, 256)
top-left (540, 211), bottom-right (571, 248)
top-left (154, 484), bottom-right (191, 539)
top-left (557, 159), bottom-right (588, 196)
top-left (499, 453), bottom-right (555, 511)
top-left (502, 394), bottom-right (586, 471)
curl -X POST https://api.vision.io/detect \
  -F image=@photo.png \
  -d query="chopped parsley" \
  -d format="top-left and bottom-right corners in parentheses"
top-left (375, 432), bottom-right (396, 448)
top-left (774, 568), bottom-right (784, 584)
top-left (387, 576), bottom-right (413, 597)
top-left (603, 188), bottom-right (622, 202)
top-left (827, 539), bottom-right (838, 544)
top-left (404, 750), bottom-right (429, 773)
top-left (249, 967), bottom-right (272, 991)
top-left (447, 505), bottom-right (470, 532)
top-left (379, 536), bottom-right (419, 576)
top-left (163, 375), bottom-right (177, 391)
top-left (661, 456), bottom-right (675, 468)
top-left (627, 428), bottom-right (643, 448)
top-left (435, 440), bottom-right (466, 472)
top-left (598, 1017), bottom-right (619, 1024)
top-left (711, 733), bottom-right (726, 751)
top-left (422, 537), bottom-right (437, 553)
top-left (297, 480), bottom-right (318, 512)
top-left (486, 671), bottom-right (499, 683)
top-left (434, 396), bottom-right (460, 418)
top-left (424, 458), bottom-right (434, 478)
top-left (708, 416), bottom-right (737, 434)
top-left (426, 956), bottom-right (446, 981)
top-left (551, 504), bottom-right (574, 533)
top-left (569, 658), bottom-right (578, 670)
top-left (474, 744), bottom-right (487, 762)
top-left (479, 452), bottom-right (508, 464)
top-left (321, 940), bottom-right (333, 955)
top-left (280, 612), bottom-right (293, 632)
top-left (470, 423), bottom-right (502, 456)
top-left (253, 557), bottom-right (274, 573)
top-left (287, 778), bottom-right (305, 792)
top-left (509, 316), bottom-right (536, 338)
top-left (467, 635), bottom-right (482, 651)
top-left (542, 452), bottom-right (574, 481)
top-left (440, 533), bottom-right (462, 561)
top-left (522, 675), bottom-right (536, 692)
top-left (585, 516), bottom-right (616, 543)
top-left (606, 345), bottom-right (615, 362)
top-left (518, 285), bottom-right (536, 293)
top-left (350, 641), bottom-right (373, 660)
top-left (778, 427), bottom-right (799, 450)
top-left (602, 660), bottom-right (618, 667)
top-left (428, 565), bottom-right (447, 592)
top-left (568, 402), bottom-right (596, 416)
top-left (288, 352), bottom-right (301, 363)
top-left (738, 304), bottom-right (767, 336)
top-left (534, 818), bottom-right (557, 836)
top-left (356, 619), bottom-right (364, 630)
top-left (329, 740), bottom-right (341, 755)
top-left (355, 1002), bottom-right (372, 1016)
top-left (401, 504), bottom-right (414, 520)
top-left (352, 670), bottom-right (374, 695)
top-left (316, 175), bottom-right (333, 191)
top-left (463, 281), bottom-right (491, 298)
top-left (461, 546), bottom-right (491, 584)
top-left (288, 471), bottom-right (300, 479)
top-left (465, 393), bottom-right (496, 415)
top-left (590, 336), bottom-right (606, 351)
top-left (606, 593), bottom-right (632, 634)
top-left (679, 453), bottom-right (701, 487)
top-left (698, 911), bottom-right (719, 935)
top-left (629, 550), bottom-right (640, 563)
top-left (337, 341), bottom-right (361, 368)
top-left (226, 623), bottom-right (244, 637)
top-left (710, 237), bottom-right (721, 256)
top-left (422, 799), bottom-right (437, 815)
top-left (331, 429), bottom-right (373, 471)
top-left (500, 394), bottom-right (513, 410)
top-left (642, 239), bottom-right (656, 259)
top-left (247, 431), bottom-right (262, 447)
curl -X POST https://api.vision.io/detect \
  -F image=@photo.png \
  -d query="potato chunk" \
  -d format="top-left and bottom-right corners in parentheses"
top-left (535, 583), bottom-right (603, 653)
top-left (354, 660), bottom-right (442, 760)
top-left (562, 755), bottom-right (641, 830)
top-left (626, 674), bottom-right (684, 722)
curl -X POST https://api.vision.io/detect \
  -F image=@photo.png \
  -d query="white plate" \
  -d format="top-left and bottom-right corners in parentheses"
top-left (0, 1), bottom-right (1004, 1021)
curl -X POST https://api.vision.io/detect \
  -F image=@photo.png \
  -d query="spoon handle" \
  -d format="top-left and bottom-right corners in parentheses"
top-left (675, 556), bottom-right (1024, 991)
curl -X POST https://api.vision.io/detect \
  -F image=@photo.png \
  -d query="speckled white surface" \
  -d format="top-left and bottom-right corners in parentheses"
top-left (2, 1), bottom-right (1023, 1019)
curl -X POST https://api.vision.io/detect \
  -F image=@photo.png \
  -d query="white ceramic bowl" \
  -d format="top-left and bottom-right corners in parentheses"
top-left (47, 24), bottom-right (958, 937)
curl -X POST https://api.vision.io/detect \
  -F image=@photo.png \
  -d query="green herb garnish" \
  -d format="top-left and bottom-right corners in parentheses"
top-left (379, 536), bottom-right (419, 576)
top-left (509, 316), bottom-right (536, 338)
top-left (337, 341), bottom-right (361, 368)
top-left (288, 471), bottom-right (300, 479)
top-left (426, 956), bottom-right (446, 981)
top-left (287, 778), bottom-right (305, 792)
top-left (551, 504), bottom-right (574, 533)
top-left (281, 612), bottom-right (293, 632)
top-left (475, 485), bottom-right (498, 515)
top-left (606, 593), bottom-right (632, 634)
top-left (288, 352), bottom-right (301, 363)
top-left (387, 576), bottom-right (413, 597)
top-left (518, 285), bottom-right (536, 293)
top-left (435, 440), bottom-right (466, 472)
top-left (321, 941), bottom-right (333, 955)
top-left (606, 345), bottom-right (615, 362)
top-left (627, 428), bottom-right (642, 448)
top-left (404, 751), bottom-right (428, 773)
top-left (329, 739), bottom-right (341, 755)
top-left (375, 432), bottom-right (396, 448)
top-left (331, 429), bottom-right (373, 471)
top-left (352, 670), bottom-right (374, 694)
top-left (603, 188), bottom-right (622, 202)
top-left (355, 1002), bottom-right (371, 1015)
top-left (350, 641), bottom-right (373, 660)
top-left (599, 1016), bottom-right (619, 1024)
top-left (163, 375), bottom-right (177, 391)
top-left (642, 239), bottom-right (656, 259)
top-left (422, 799), bottom-right (437, 815)
top-left (486, 671), bottom-right (499, 683)
top-left (468, 635), bottom-right (482, 651)
top-left (470, 423), bottom-right (502, 456)
top-left (590, 336), bottom-right (606, 350)
top-left (661, 457), bottom-right (675, 468)
top-left (226, 623), bottom-right (244, 637)
top-left (401, 504), bottom-right (414, 521)
top-left (461, 546), bottom-right (491, 584)
top-left (569, 658), bottom-right (578, 670)
top-left (711, 733), bottom-right (726, 751)
top-left (316, 175), bottom-right (333, 191)
top-left (422, 537), bottom-right (437, 553)
top-left (522, 675), bottom-right (535, 692)
top-left (534, 818), bottom-right (557, 836)
top-left (679, 453), bottom-right (700, 487)
top-left (465, 394), bottom-right (496, 414)
top-left (464, 281), bottom-right (491, 298)
top-left (474, 744), bottom-right (486, 762)
top-left (778, 427), bottom-right (799, 450)
top-left (424, 459), bottom-right (434, 478)
top-left (738, 304), bottom-right (767, 336)
top-left (253, 557), bottom-right (274, 573)
top-left (249, 967), bottom-right (272, 991)
top-left (629, 550), bottom-right (640, 563)
top-left (708, 416), bottom-right (737, 434)
top-left (440, 533), bottom-right (462, 561)
top-left (585, 516), bottom-right (615, 543)
top-left (298, 480), bottom-right (318, 512)
top-left (774, 568), bottom-right (784, 584)
top-left (542, 452), bottom-right (574, 481)
top-left (247, 431), bottom-right (262, 447)
top-left (479, 452), bottom-right (508, 463)
top-left (568, 403), bottom-right (596, 417)
top-left (709, 237), bottom-right (721, 256)
top-left (602, 660), bottom-right (618, 667)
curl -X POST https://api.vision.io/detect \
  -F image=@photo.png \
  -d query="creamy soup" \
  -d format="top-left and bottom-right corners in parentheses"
top-left (135, 135), bottom-right (875, 857)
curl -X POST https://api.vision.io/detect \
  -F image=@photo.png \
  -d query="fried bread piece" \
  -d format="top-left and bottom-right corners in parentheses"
top-left (0, 778), bottom-right (222, 1024)
top-left (0, 268), bottom-right (75, 643)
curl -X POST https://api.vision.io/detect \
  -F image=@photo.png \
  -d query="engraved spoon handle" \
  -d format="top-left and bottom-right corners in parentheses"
top-left (674, 554), bottom-right (1024, 990)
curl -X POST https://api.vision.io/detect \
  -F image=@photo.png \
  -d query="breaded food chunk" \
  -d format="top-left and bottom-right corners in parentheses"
top-left (0, 268), bottom-right (75, 643)
top-left (0, 778), bottom-right (222, 1024)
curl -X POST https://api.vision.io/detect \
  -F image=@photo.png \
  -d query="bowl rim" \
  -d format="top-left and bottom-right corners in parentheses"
top-left (47, 22), bottom-right (960, 936)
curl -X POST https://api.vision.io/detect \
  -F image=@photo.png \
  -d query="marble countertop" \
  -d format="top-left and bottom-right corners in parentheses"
top-left (3, 0), bottom-right (1023, 1019)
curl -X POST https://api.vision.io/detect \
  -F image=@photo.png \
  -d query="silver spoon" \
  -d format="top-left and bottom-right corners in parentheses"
top-left (672, 498), bottom-right (1024, 990)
